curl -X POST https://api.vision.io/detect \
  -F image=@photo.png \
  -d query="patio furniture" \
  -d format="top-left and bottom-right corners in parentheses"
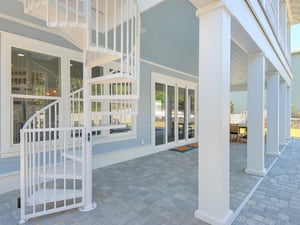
top-left (230, 123), bottom-right (240, 142)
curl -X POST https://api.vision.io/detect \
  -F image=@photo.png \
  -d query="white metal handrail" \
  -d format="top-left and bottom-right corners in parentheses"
top-left (20, 126), bottom-right (86, 222)
top-left (22, 88), bottom-right (83, 130)
top-left (19, 88), bottom-right (84, 223)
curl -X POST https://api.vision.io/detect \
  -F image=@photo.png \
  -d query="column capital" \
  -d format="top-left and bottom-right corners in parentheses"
top-left (194, 0), bottom-right (231, 18)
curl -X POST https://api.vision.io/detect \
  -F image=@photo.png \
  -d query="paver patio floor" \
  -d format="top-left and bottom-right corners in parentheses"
top-left (0, 140), bottom-right (296, 225)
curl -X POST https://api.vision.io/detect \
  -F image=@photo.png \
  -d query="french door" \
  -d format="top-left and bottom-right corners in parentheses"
top-left (152, 73), bottom-right (197, 148)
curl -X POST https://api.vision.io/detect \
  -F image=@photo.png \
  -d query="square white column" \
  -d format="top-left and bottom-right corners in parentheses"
top-left (195, 4), bottom-right (233, 225)
top-left (286, 86), bottom-right (291, 140)
top-left (280, 82), bottom-right (287, 145)
top-left (266, 72), bottom-right (280, 156)
top-left (245, 53), bottom-right (266, 177)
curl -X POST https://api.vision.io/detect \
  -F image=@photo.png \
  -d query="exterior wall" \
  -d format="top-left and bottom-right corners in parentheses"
top-left (141, 0), bottom-right (198, 76)
top-left (92, 60), bottom-right (197, 169)
top-left (0, 60), bottom-right (198, 194)
top-left (0, 0), bottom-right (199, 194)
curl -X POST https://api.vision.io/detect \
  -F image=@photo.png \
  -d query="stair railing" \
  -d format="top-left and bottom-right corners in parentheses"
top-left (19, 88), bottom-right (85, 223)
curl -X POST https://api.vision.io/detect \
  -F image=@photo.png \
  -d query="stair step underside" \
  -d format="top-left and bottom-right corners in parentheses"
top-left (86, 49), bottom-right (122, 67)
top-left (38, 162), bottom-right (83, 179)
top-left (27, 188), bottom-right (83, 205)
top-left (89, 73), bottom-right (136, 84)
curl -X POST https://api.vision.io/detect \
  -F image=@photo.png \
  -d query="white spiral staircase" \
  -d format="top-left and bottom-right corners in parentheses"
top-left (19, 0), bottom-right (140, 223)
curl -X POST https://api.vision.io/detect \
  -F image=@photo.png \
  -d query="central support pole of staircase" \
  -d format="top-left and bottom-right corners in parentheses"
top-left (79, 51), bottom-right (97, 212)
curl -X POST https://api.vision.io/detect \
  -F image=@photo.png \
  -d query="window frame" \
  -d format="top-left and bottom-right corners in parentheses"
top-left (0, 31), bottom-right (82, 158)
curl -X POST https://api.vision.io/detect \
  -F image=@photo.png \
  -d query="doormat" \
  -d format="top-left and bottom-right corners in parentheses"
top-left (187, 143), bottom-right (198, 148)
top-left (170, 146), bottom-right (193, 153)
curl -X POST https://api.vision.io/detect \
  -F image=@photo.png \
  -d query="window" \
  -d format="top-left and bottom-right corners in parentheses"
top-left (11, 47), bottom-right (60, 144)
top-left (70, 60), bottom-right (83, 92)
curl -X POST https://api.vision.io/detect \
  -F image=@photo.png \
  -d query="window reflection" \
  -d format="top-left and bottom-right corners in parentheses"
top-left (11, 47), bottom-right (60, 144)
top-left (70, 60), bottom-right (83, 92)
top-left (11, 47), bottom-right (60, 96)
top-left (155, 83), bottom-right (166, 145)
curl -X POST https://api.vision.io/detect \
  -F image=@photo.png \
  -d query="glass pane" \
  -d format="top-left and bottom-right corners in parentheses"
top-left (178, 87), bottom-right (186, 140)
top-left (70, 60), bottom-right (83, 92)
top-left (155, 83), bottom-right (166, 145)
top-left (92, 66), bottom-right (104, 78)
top-left (188, 89), bottom-right (195, 138)
top-left (167, 85), bottom-right (175, 143)
top-left (13, 98), bottom-right (54, 144)
top-left (11, 47), bottom-right (60, 96)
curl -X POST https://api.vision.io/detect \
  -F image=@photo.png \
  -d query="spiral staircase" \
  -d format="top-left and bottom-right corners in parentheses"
top-left (19, 0), bottom-right (140, 223)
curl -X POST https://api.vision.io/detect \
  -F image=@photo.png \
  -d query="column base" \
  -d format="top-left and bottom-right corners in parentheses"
top-left (266, 151), bottom-right (281, 157)
top-left (245, 168), bottom-right (266, 176)
top-left (18, 219), bottom-right (27, 224)
top-left (194, 209), bottom-right (234, 225)
top-left (79, 202), bottom-right (97, 212)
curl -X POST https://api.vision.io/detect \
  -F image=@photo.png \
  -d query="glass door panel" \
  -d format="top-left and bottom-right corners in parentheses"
top-left (167, 85), bottom-right (175, 143)
top-left (155, 83), bottom-right (166, 145)
top-left (188, 89), bottom-right (195, 138)
top-left (178, 87), bottom-right (186, 140)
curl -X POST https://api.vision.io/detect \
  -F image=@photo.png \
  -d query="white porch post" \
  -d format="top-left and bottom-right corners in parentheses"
top-left (286, 86), bottom-right (291, 140)
top-left (266, 72), bottom-right (280, 156)
top-left (79, 54), bottom-right (97, 212)
top-left (245, 53), bottom-right (266, 176)
top-left (279, 82), bottom-right (287, 145)
top-left (195, 4), bottom-right (233, 225)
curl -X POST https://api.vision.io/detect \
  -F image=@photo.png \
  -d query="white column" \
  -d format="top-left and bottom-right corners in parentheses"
top-left (266, 72), bottom-right (280, 156)
top-left (286, 86), bottom-right (291, 140)
top-left (245, 53), bottom-right (266, 176)
top-left (279, 82), bottom-right (287, 145)
top-left (195, 4), bottom-right (233, 225)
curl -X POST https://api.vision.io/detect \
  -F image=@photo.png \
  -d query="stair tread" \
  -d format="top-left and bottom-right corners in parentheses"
top-left (39, 162), bottom-right (82, 179)
top-left (65, 150), bottom-right (82, 162)
top-left (27, 188), bottom-right (83, 205)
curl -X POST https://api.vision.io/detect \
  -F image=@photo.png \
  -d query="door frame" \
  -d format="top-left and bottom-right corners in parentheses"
top-left (151, 72), bottom-right (197, 151)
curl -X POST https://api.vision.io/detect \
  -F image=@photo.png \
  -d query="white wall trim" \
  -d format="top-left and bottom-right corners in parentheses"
top-left (141, 59), bottom-right (198, 79)
top-left (0, 13), bottom-right (60, 36)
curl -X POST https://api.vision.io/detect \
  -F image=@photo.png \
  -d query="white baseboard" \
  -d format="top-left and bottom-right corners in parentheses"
top-left (92, 144), bottom-right (157, 169)
top-left (244, 168), bottom-right (266, 177)
top-left (0, 172), bottom-right (20, 195)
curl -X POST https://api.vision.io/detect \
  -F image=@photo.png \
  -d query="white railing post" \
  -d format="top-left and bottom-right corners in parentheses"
top-left (19, 130), bottom-right (26, 224)
top-left (79, 52), bottom-right (97, 212)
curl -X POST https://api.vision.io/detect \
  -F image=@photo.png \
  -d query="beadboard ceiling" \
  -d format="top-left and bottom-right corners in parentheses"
top-left (287, 0), bottom-right (300, 24)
